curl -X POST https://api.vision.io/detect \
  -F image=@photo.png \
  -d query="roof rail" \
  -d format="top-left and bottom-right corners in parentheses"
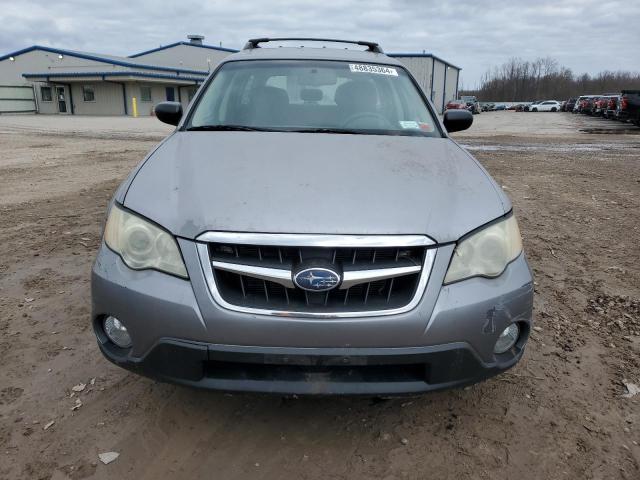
top-left (243, 37), bottom-right (384, 53)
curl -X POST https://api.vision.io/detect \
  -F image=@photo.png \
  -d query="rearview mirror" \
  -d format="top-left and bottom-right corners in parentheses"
top-left (155, 102), bottom-right (183, 126)
top-left (443, 109), bottom-right (473, 133)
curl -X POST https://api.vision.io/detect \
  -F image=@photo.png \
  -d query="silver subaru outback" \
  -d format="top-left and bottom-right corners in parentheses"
top-left (92, 38), bottom-right (533, 395)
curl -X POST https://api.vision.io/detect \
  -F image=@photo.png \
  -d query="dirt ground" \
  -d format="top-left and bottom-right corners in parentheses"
top-left (0, 112), bottom-right (639, 480)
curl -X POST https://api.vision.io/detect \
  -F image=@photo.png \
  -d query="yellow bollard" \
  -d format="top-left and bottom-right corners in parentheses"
top-left (132, 97), bottom-right (138, 117)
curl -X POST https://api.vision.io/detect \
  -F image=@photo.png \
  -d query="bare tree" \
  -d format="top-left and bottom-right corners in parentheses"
top-left (461, 57), bottom-right (640, 101)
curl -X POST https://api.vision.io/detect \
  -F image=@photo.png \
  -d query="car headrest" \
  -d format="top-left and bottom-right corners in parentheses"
top-left (252, 86), bottom-right (289, 106)
top-left (300, 88), bottom-right (323, 102)
top-left (334, 80), bottom-right (377, 111)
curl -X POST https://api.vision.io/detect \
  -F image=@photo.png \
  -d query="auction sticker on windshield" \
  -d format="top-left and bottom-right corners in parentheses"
top-left (349, 64), bottom-right (398, 76)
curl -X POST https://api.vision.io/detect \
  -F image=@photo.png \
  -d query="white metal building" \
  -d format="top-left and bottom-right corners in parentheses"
top-left (389, 53), bottom-right (461, 114)
top-left (0, 36), bottom-right (461, 115)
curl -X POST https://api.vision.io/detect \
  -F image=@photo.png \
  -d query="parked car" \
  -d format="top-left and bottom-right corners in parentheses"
top-left (445, 99), bottom-right (468, 110)
top-left (91, 37), bottom-right (533, 395)
top-left (577, 96), bottom-right (591, 114)
top-left (593, 96), bottom-right (616, 116)
top-left (584, 96), bottom-right (599, 115)
top-left (559, 101), bottom-right (567, 111)
top-left (573, 95), bottom-right (595, 113)
top-left (604, 96), bottom-right (619, 119)
top-left (565, 98), bottom-right (577, 112)
top-left (530, 100), bottom-right (561, 112)
top-left (482, 103), bottom-right (495, 112)
top-left (573, 96), bottom-right (585, 113)
top-left (494, 104), bottom-right (507, 111)
top-left (460, 95), bottom-right (481, 114)
top-left (617, 90), bottom-right (640, 125)
top-left (524, 101), bottom-right (540, 112)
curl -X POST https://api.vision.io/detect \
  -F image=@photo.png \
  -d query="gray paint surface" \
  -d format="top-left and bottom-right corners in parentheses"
top-left (123, 131), bottom-right (508, 243)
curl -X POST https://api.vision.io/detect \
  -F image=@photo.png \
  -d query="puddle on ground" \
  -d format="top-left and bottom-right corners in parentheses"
top-left (460, 142), bottom-right (640, 153)
top-left (579, 127), bottom-right (640, 135)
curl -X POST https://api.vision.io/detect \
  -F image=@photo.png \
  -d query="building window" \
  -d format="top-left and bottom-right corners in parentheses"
top-left (40, 86), bottom-right (53, 102)
top-left (140, 86), bottom-right (152, 102)
top-left (82, 85), bottom-right (95, 102)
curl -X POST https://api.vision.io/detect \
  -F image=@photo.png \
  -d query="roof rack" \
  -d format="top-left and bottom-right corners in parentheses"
top-left (243, 37), bottom-right (384, 54)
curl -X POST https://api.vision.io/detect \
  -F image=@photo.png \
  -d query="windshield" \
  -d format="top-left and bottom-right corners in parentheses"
top-left (186, 60), bottom-right (440, 137)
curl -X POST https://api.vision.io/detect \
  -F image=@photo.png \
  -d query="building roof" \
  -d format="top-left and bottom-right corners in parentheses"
top-left (387, 53), bottom-right (461, 71)
top-left (129, 41), bottom-right (239, 57)
top-left (22, 71), bottom-right (204, 84)
top-left (0, 45), bottom-right (209, 75)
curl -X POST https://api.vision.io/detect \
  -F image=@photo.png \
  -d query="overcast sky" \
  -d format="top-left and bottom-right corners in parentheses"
top-left (1, 0), bottom-right (638, 86)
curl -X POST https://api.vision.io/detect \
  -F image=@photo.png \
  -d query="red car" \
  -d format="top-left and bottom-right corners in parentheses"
top-left (604, 96), bottom-right (619, 119)
top-left (578, 97), bottom-right (595, 114)
top-left (594, 96), bottom-right (614, 116)
top-left (445, 99), bottom-right (468, 111)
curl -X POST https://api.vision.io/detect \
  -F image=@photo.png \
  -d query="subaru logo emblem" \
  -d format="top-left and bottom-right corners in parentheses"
top-left (293, 267), bottom-right (341, 292)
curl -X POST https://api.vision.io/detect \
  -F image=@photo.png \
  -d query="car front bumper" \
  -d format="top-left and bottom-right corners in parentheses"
top-left (96, 337), bottom-right (527, 395)
top-left (92, 242), bottom-right (534, 395)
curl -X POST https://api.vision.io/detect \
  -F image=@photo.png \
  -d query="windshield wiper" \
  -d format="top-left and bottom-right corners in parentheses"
top-left (290, 127), bottom-right (368, 135)
top-left (185, 125), bottom-right (280, 132)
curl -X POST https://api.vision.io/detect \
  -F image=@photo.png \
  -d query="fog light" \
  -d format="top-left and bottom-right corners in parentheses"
top-left (103, 316), bottom-right (132, 348)
top-left (494, 323), bottom-right (520, 354)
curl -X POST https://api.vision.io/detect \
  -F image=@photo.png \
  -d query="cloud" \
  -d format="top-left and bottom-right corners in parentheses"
top-left (0, 0), bottom-right (638, 85)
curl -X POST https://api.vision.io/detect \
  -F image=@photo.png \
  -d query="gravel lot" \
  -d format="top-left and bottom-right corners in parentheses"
top-left (0, 112), bottom-right (639, 480)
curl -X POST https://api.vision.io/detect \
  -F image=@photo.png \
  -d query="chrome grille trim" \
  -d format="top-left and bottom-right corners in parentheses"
top-left (211, 260), bottom-right (295, 289)
top-left (340, 265), bottom-right (422, 290)
top-left (196, 234), bottom-right (437, 318)
top-left (196, 232), bottom-right (435, 248)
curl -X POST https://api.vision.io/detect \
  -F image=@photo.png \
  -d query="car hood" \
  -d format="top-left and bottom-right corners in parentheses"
top-left (123, 132), bottom-right (509, 243)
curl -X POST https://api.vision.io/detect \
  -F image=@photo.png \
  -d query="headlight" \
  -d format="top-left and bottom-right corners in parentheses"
top-left (444, 215), bottom-right (522, 284)
top-left (104, 204), bottom-right (188, 278)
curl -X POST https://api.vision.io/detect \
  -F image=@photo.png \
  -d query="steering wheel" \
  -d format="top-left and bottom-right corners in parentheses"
top-left (341, 112), bottom-right (394, 129)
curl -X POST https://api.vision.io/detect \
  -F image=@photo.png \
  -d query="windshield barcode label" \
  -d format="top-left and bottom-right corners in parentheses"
top-left (349, 64), bottom-right (398, 76)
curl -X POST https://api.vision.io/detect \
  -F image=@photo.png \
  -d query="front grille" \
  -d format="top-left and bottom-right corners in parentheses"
top-left (204, 240), bottom-right (431, 315)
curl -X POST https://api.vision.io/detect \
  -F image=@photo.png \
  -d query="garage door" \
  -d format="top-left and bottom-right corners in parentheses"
top-left (0, 86), bottom-right (36, 113)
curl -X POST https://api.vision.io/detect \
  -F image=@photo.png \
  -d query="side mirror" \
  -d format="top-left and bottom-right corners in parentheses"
top-left (155, 102), bottom-right (183, 126)
top-left (443, 109), bottom-right (473, 133)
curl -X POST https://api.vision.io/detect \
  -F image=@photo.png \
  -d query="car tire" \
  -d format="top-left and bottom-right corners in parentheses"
top-left (532, 108), bottom-right (538, 112)
top-left (551, 107), bottom-right (557, 112)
